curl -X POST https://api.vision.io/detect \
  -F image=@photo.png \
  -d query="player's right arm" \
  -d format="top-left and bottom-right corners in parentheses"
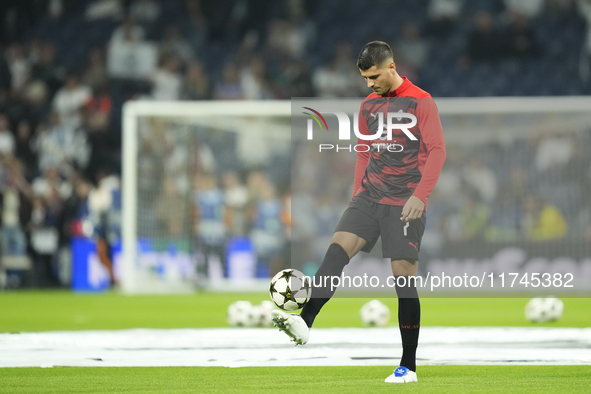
top-left (353, 103), bottom-right (370, 198)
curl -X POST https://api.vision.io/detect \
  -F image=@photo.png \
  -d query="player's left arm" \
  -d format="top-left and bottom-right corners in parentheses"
top-left (401, 97), bottom-right (446, 222)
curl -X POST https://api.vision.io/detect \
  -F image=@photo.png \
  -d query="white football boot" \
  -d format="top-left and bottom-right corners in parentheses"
top-left (384, 366), bottom-right (418, 383)
top-left (271, 310), bottom-right (310, 345)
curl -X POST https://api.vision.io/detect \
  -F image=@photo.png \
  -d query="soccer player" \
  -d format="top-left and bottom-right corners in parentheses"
top-left (272, 41), bottom-right (446, 383)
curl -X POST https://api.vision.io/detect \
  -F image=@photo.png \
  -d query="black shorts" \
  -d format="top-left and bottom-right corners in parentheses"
top-left (335, 196), bottom-right (426, 261)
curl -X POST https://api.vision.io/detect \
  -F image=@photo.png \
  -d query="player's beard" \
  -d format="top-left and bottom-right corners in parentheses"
top-left (376, 83), bottom-right (393, 96)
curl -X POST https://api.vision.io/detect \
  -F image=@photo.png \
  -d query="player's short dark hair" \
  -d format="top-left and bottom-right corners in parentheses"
top-left (357, 41), bottom-right (394, 71)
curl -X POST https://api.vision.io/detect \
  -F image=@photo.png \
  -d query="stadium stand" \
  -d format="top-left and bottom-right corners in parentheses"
top-left (0, 0), bottom-right (590, 288)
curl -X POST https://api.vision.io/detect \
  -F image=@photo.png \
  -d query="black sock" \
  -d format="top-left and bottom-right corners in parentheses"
top-left (395, 276), bottom-right (420, 372)
top-left (300, 243), bottom-right (350, 328)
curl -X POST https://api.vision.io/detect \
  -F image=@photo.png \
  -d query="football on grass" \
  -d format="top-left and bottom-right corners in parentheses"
top-left (360, 299), bottom-right (390, 327)
top-left (269, 269), bottom-right (311, 311)
top-left (247, 300), bottom-right (275, 327)
top-left (227, 300), bottom-right (253, 327)
top-left (525, 296), bottom-right (564, 322)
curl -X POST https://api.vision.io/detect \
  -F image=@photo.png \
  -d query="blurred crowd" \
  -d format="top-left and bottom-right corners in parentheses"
top-left (292, 124), bottom-right (591, 266)
top-left (135, 118), bottom-right (292, 280)
top-left (426, 130), bottom-right (591, 247)
top-left (1, 0), bottom-right (591, 286)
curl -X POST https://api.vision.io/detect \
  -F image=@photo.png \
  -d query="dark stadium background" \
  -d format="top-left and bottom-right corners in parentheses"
top-left (1, 0), bottom-right (590, 289)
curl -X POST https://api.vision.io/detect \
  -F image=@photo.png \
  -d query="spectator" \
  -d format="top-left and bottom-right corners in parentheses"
top-left (222, 170), bottom-right (248, 236)
top-left (522, 196), bottom-right (567, 240)
top-left (14, 119), bottom-right (37, 178)
top-left (194, 173), bottom-right (227, 280)
top-left (1, 160), bottom-right (30, 256)
top-left (87, 170), bottom-right (117, 221)
top-left (31, 166), bottom-right (72, 200)
top-left (22, 80), bottom-right (51, 123)
top-left (273, 58), bottom-right (314, 98)
top-left (85, 83), bottom-right (113, 132)
top-left (313, 41), bottom-right (369, 97)
top-left (266, 19), bottom-right (311, 60)
top-left (33, 112), bottom-right (89, 174)
top-left (396, 22), bottom-right (430, 71)
top-left (246, 169), bottom-right (268, 203)
top-left (82, 47), bottom-right (109, 92)
top-left (249, 179), bottom-right (284, 273)
top-left (129, 0), bottom-right (161, 27)
top-left (462, 155), bottom-right (498, 203)
top-left (213, 63), bottom-right (244, 100)
top-left (182, 60), bottom-right (211, 100)
top-left (460, 191), bottom-right (490, 239)
top-left (26, 37), bottom-right (45, 65)
top-left (312, 61), bottom-right (348, 97)
top-left (431, 147), bottom-right (462, 200)
top-left (240, 55), bottom-right (274, 100)
top-left (85, 0), bottom-right (124, 21)
top-left (6, 44), bottom-right (30, 95)
top-left (160, 24), bottom-right (195, 63)
top-left (60, 177), bottom-right (92, 242)
top-left (107, 16), bottom-right (157, 80)
top-left (155, 178), bottom-right (188, 237)
top-left (535, 133), bottom-right (573, 172)
top-left (0, 113), bottom-right (15, 156)
top-left (52, 74), bottom-right (92, 128)
top-left (109, 15), bottom-right (145, 44)
top-left (501, 164), bottom-right (529, 203)
top-left (461, 11), bottom-right (506, 65)
top-left (503, 0), bottom-right (545, 19)
top-left (87, 171), bottom-right (120, 285)
top-left (150, 57), bottom-right (182, 101)
top-left (181, 0), bottom-right (208, 49)
top-left (30, 42), bottom-right (67, 96)
top-left (505, 11), bottom-right (539, 61)
top-left (426, 0), bottom-right (464, 37)
top-left (28, 194), bottom-right (62, 287)
top-left (333, 40), bottom-right (368, 95)
top-left (0, 52), bottom-right (12, 92)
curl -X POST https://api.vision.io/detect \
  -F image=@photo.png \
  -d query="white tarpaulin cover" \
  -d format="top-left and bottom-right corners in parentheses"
top-left (1, 327), bottom-right (589, 368)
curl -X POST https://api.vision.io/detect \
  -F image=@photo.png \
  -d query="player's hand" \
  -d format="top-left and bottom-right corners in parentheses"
top-left (401, 196), bottom-right (425, 222)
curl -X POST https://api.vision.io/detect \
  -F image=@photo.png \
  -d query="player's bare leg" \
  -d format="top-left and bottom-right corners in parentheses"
top-left (330, 231), bottom-right (368, 259)
top-left (385, 258), bottom-right (420, 383)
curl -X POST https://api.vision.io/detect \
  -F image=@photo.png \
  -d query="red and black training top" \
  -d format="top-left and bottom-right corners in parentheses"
top-left (353, 77), bottom-right (446, 210)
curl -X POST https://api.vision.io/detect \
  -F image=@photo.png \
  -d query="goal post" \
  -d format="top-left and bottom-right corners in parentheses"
top-left (121, 101), bottom-right (292, 294)
top-left (121, 97), bottom-right (591, 295)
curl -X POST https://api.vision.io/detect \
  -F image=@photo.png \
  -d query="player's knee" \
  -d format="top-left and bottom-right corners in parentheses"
top-left (391, 259), bottom-right (418, 276)
top-left (331, 232), bottom-right (366, 258)
top-left (325, 243), bottom-right (351, 267)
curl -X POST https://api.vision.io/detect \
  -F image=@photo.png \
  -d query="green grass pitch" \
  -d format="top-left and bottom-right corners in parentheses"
top-left (1, 366), bottom-right (591, 394)
top-left (1, 291), bottom-right (590, 393)
top-left (0, 291), bottom-right (589, 331)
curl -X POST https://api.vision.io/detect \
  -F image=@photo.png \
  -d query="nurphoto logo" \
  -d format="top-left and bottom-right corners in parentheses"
top-left (302, 106), bottom-right (417, 153)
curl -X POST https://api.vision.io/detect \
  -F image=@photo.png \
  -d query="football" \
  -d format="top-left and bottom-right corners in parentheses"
top-left (360, 299), bottom-right (391, 327)
top-left (257, 300), bottom-right (275, 327)
top-left (269, 269), bottom-right (311, 311)
top-left (247, 300), bottom-right (275, 327)
top-left (525, 296), bottom-right (564, 323)
top-left (227, 300), bottom-right (253, 327)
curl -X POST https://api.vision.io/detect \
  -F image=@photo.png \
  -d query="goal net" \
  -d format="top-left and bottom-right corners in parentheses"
top-left (122, 98), bottom-right (591, 295)
top-left (121, 101), bottom-right (291, 293)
